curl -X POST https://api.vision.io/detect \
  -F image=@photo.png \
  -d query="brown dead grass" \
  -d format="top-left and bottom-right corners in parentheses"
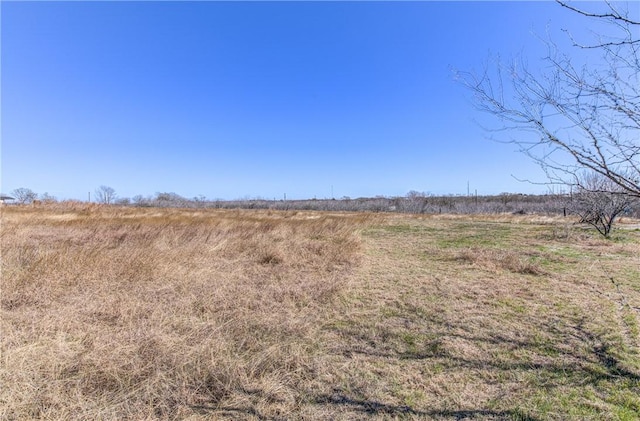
top-left (1, 205), bottom-right (371, 419)
top-left (2, 206), bottom-right (639, 420)
top-left (453, 247), bottom-right (546, 275)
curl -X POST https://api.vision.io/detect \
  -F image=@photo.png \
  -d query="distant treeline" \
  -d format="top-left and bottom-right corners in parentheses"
top-left (7, 189), bottom-right (638, 218)
top-left (126, 192), bottom-right (640, 218)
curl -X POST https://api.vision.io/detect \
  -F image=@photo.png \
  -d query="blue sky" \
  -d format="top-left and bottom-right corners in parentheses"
top-left (0, 1), bottom-right (615, 200)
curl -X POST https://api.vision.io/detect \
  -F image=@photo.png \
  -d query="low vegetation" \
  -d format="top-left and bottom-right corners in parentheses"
top-left (1, 204), bottom-right (639, 419)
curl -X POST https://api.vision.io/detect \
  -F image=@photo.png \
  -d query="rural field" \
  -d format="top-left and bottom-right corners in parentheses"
top-left (1, 204), bottom-right (639, 420)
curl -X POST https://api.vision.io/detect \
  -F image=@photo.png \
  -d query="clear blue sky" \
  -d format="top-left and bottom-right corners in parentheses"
top-left (0, 1), bottom-right (613, 200)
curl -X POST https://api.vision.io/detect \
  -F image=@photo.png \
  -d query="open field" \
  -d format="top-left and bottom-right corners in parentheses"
top-left (1, 205), bottom-right (639, 420)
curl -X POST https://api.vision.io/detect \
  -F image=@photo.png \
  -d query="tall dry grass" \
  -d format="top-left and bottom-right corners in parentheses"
top-left (3, 205), bottom-right (639, 419)
top-left (1, 205), bottom-right (369, 419)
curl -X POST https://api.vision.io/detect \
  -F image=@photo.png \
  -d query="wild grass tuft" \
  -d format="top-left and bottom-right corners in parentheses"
top-left (453, 248), bottom-right (546, 275)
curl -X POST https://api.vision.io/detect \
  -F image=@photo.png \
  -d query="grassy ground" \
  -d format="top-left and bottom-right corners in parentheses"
top-left (1, 205), bottom-right (639, 420)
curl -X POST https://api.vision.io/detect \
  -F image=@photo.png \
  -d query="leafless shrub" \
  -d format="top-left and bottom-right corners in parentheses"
top-left (567, 173), bottom-right (636, 237)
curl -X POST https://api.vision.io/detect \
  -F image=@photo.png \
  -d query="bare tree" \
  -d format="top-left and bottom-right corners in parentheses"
top-left (458, 1), bottom-right (639, 198)
top-left (11, 187), bottom-right (38, 204)
top-left (404, 190), bottom-right (429, 213)
top-left (95, 185), bottom-right (117, 205)
top-left (40, 192), bottom-right (58, 203)
top-left (132, 195), bottom-right (151, 207)
top-left (154, 192), bottom-right (190, 207)
top-left (568, 172), bottom-right (634, 237)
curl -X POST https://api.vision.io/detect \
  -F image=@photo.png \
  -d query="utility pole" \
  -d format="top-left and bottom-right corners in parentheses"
top-left (88, 192), bottom-right (91, 202)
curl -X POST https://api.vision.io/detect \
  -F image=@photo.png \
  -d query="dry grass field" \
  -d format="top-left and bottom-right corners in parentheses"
top-left (1, 204), bottom-right (639, 420)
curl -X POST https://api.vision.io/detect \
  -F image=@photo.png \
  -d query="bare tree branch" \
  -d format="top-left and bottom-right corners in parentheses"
top-left (557, 1), bottom-right (640, 26)
top-left (458, 1), bottom-right (640, 200)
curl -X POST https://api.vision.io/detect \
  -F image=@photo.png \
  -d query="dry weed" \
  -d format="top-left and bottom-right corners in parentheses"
top-left (0, 206), bottom-right (368, 419)
top-left (453, 248), bottom-right (545, 275)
